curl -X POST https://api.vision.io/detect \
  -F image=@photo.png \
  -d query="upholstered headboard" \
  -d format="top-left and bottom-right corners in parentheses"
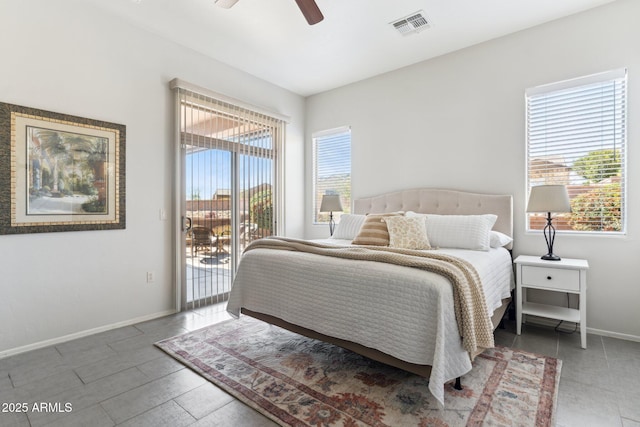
top-left (354, 188), bottom-right (513, 248)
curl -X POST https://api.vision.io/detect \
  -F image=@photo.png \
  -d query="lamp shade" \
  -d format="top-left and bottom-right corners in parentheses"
top-left (526, 185), bottom-right (571, 213)
top-left (320, 194), bottom-right (343, 212)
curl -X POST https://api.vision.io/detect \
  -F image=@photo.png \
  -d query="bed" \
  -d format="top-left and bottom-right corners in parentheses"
top-left (226, 188), bottom-right (514, 405)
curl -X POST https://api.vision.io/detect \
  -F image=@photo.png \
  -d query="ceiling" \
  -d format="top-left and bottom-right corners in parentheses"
top-left (84, 0), bottom-right (615, 96)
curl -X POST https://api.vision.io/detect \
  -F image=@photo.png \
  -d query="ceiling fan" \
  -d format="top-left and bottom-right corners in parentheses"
top-left (214, 0), bottom-right (324, 25)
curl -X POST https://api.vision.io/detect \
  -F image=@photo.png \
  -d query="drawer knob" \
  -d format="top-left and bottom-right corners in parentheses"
top-left (547, 276), bottom-right (552, 280)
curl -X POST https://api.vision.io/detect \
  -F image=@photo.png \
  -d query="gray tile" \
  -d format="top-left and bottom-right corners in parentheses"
top-left (192, 303), bottom-right (229, 317)
top-left (134, 312), bottom-right (201, 334)
top-left (55, 326), bottom-right (143, 356)
top-left (0, 410), bottom-right (31, 427)
top-left (558, 352), bottom-right (610, 388)
top-left (0, 380), bottom-right (31, 426)
top-left (18, 369), bottom-right (83, 402)
top-left (175, 383), bottom-right (235, 419)
top-left (41, 404), bottom-right (115, 427)
top-left (0, 347), bottom-right (62, 372)
top-left (57, 344), bottom-right (119, 369)
top-left (556, 336), bottom-right (611, 388)
top-left (617, 389), bottom-right (640, 423)
top-left (603, 336), bottom-right (640, 361)
top-left (100, 368), bottom-right (206, 424)
top-left (27, 367), bottom-right (149, 427)
top-left (187, 306), bottom-right (234, 331)
top-left (0, 382), bottom-right (31, 405)
top-left (493, 327), bottom-right (516, 348)
top-left (0, 371), bottom-right (12, 390)
top-left (601, 356), bottom-right (640, 395)
top-left (108, 325), bottom-right (189, 354)
top-left (622, 418), bottom-right (640, 427)
top-left (512, 324), bottom-right (559, 357)
top-left (555, 377), bottom-right (623, 427)
top-left (184, 311), bottom-right (233, 332)
top-left (557, 331), bottom-right (604, 355)
top-left (191, 400), bottom-right (280, 427)
top-left (136, 354), bottom-right (185, 380)
top-left (118, 400), bottom-right (196, 427)
top-left (74, 346), bottom-right (164, 384)
top-left (8, 357), bottom-right (70, 388)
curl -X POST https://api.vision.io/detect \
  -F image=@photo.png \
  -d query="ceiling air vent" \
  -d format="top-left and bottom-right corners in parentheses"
top-left (391, 11), bottom-right (431, 36)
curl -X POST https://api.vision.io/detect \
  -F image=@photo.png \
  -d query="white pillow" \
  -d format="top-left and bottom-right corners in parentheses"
top-left (382, 216), bottom-right (431, 250)
top-left (490, 231), bottom-right (513, 248)
top-left (406, 212), bottom-right (497, 251)
top-left (331, 214), bottom-right (366, 240)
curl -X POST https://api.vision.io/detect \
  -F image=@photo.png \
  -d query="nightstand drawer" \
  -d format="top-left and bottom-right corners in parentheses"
top-left (521, 265), bottom-right (580, 291)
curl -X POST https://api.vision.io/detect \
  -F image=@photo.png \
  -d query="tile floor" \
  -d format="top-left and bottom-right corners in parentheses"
top-left (1, 303), bottom-right (639, 426)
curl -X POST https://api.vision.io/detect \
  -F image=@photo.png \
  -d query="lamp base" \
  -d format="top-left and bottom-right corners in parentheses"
top-left (541, 253), bottom-right (561, 261)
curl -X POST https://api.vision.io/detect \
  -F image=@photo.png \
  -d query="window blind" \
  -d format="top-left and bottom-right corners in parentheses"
top-left (526, 68), bottom-right (627, 233)
top-left (313, 127), bottom-right (351, 223)
top-left (174, 82), bottom-right (285, 309)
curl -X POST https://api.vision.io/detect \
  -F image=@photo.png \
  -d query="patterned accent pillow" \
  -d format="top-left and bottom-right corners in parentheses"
top-left (351, 213), bottom-right (402, 246)
top-left (382, 216), bottom-right (432, 250)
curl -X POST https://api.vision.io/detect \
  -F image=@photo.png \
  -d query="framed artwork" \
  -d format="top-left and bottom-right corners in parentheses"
top-left (0, 102), bottom-right (126, 234)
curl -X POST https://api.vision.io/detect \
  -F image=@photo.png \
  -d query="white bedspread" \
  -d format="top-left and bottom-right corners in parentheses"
top-left (226, 240), bottom-right (513, 405)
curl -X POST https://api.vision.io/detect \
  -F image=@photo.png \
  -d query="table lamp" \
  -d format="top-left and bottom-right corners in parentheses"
top-left (320, 194), bottom-right (343, 236)
top-left (526, 185), bottom-right (571, 261)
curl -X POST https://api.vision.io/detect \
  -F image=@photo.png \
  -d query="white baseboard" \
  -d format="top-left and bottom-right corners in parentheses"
top-left (585, 326), bottom-right (640, 343)
top-left (522, 316), bottom-right (640, 343)
top-left (0, 309), bottom-right (178, 359)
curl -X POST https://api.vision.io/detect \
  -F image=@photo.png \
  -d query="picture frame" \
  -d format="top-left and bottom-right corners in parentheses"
top-left (0, 102), bottom-right (126, 234)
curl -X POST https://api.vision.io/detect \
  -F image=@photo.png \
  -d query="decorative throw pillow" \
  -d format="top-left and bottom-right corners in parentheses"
top-left (331, 214), bottom-right (366, 240)
top-left (405, 212), bottom-right (497, 251)
top-left (352, 213), bottom-right (402, 246)
top-left (382, 216), bottom-right (431, 250)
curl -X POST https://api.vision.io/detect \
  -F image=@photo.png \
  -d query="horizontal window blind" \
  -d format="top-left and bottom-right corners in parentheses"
top-left (313, 127), bottom-right (351, 223)
top-left (526, 69), bottom-right (627, 233)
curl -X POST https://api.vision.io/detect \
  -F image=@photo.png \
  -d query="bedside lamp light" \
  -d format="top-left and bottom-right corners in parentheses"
top-left (526, 185), bottom-right (571, 261)
top-left (320, 194), bottom-right (343, 236)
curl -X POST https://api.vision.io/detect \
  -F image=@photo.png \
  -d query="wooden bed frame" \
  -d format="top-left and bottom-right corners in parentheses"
top-left (242, 188), bottom-right (514, 379)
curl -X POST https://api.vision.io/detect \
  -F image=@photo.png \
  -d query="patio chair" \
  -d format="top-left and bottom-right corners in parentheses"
top-left (214, 230), bottom-right (231, 255)
top-left (190, 226), bottom-right (213, 256)
top-left (239, 222), bottom-right (259, 243)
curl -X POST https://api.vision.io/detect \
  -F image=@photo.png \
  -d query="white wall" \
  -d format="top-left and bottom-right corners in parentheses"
top-left (0, 0), bottom-right (305, 355)
top-left (305, 0), bottom-right (640, 340)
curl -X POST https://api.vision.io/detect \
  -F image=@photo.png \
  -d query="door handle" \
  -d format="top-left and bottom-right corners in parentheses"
top-left (184, 216), bottom-right (192, 232)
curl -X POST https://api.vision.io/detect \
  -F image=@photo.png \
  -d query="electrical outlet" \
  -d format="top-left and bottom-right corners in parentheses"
top-left (146, 271), bottom-right (155, 283)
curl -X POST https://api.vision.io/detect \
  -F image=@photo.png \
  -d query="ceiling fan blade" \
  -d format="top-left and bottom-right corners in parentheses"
top-left (215, 0), bottom-right (239, 9)
top-left (294, 0), bottom-right (324, 25)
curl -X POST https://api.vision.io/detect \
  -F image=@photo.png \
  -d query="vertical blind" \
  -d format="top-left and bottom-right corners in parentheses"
top-left (313, 127), bottom-right (351, 223)
top-left (526, 68), bottom-right (627, 233)
top-left (174, 80), bottom-right (285, 309)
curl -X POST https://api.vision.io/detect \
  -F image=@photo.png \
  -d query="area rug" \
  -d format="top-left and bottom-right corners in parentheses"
top-left (156, 316), bottom-right (561, 427)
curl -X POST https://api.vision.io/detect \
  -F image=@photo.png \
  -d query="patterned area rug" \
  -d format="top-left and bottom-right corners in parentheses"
top-left (156, 316), bottom-right (561, 427)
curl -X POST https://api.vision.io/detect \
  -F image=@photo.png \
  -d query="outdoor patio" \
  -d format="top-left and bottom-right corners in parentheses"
top-left (183, 224), bottom-right (265, 307)
top-left (185, 238), bottom-right (233, 306)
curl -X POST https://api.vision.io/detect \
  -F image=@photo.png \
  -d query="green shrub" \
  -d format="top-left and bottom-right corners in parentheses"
top-left (568, 183), bottom-right (622, 231)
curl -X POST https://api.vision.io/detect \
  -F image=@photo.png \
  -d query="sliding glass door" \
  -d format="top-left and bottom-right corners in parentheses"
top-left (173, 82), bottom-right (284, 310)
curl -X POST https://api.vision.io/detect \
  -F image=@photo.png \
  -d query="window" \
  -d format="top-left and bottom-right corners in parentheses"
top-left (313, 127), bottom-right (351, 223)
top-left (526, 69), bottom-right (627, 234)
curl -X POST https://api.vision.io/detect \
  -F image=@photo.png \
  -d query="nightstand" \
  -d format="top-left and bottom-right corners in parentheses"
top-left (514, 255), bottom-right (589, 349)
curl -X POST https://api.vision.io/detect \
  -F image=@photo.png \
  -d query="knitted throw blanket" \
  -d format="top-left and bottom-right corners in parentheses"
top-left (243, 237), bottom-right (495, 359)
